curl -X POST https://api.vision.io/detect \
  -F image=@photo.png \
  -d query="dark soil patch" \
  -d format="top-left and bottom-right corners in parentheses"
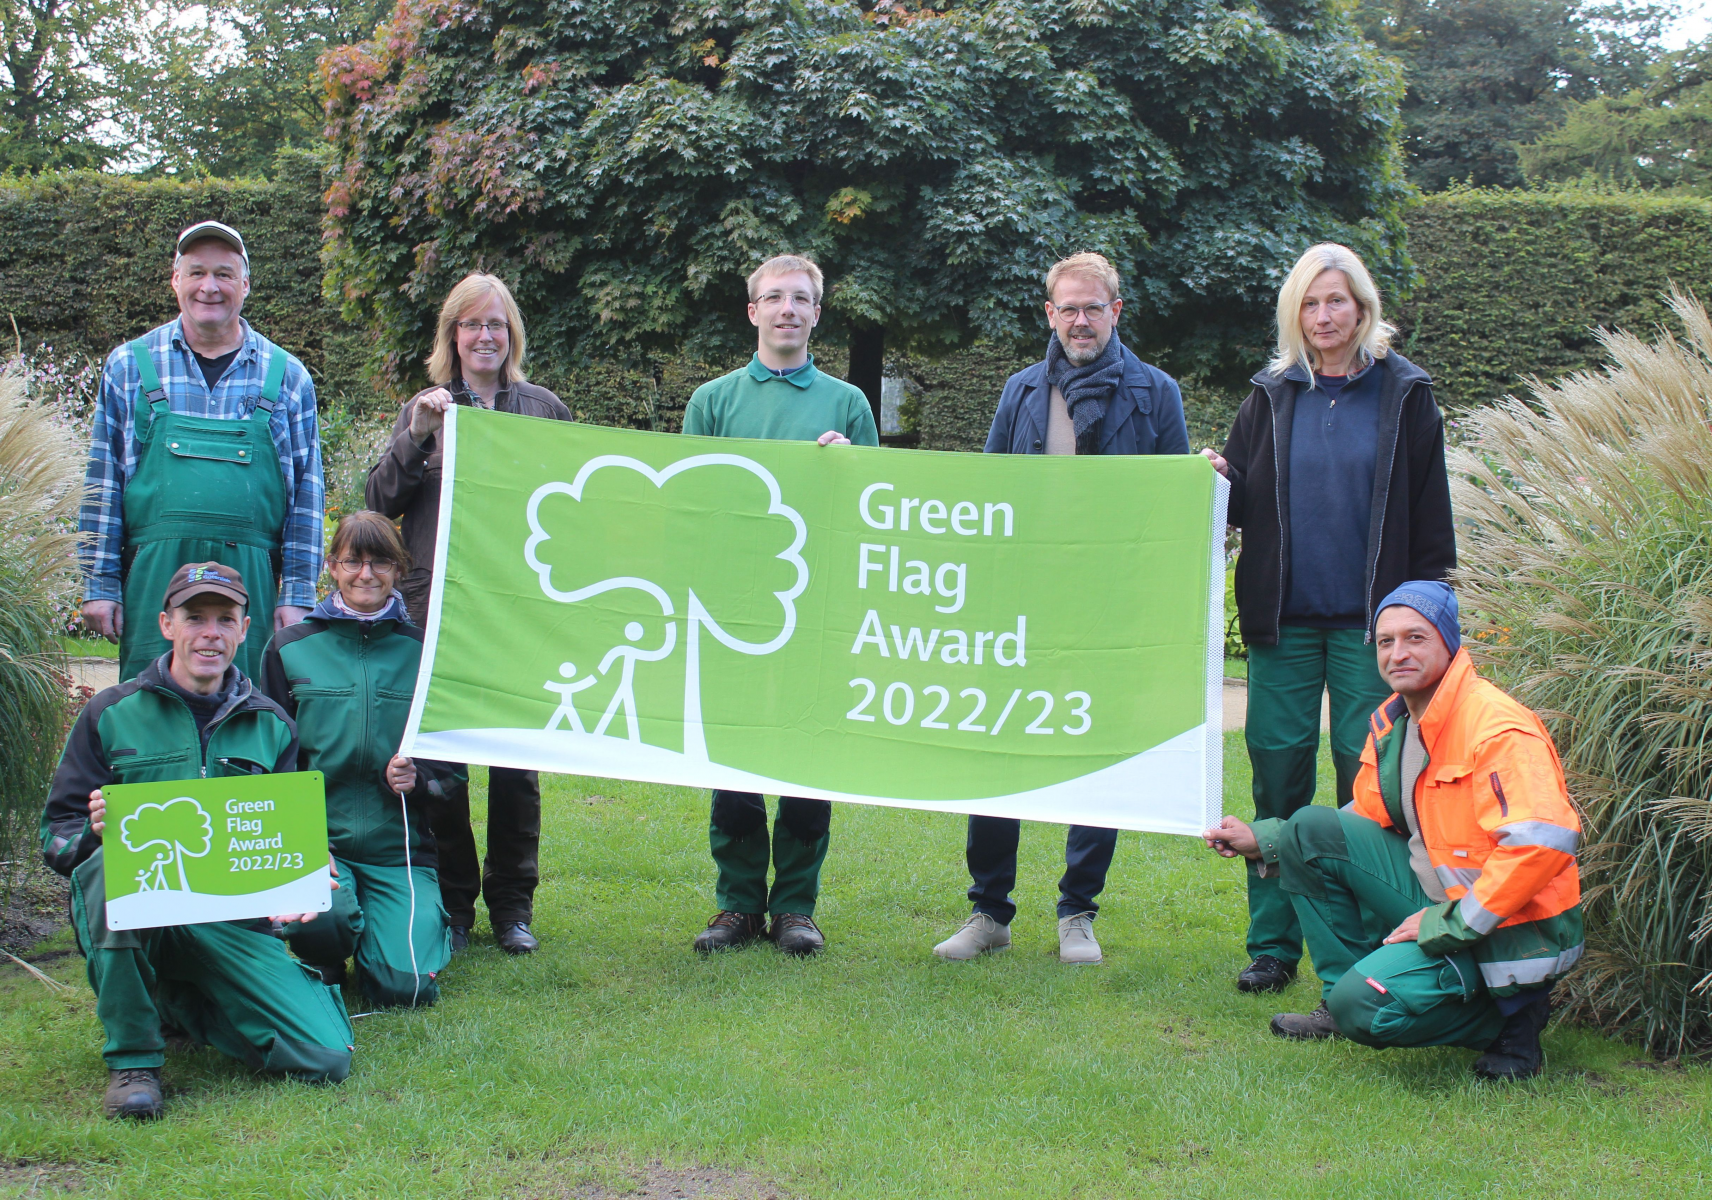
top-left (0, 857), bottom-right (70, 958)
top-left (0, 1159), bottom-right (84, 1192)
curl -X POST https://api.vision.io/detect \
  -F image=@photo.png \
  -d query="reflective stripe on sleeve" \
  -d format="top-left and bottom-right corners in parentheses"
top-left (1478, 943), bottom-right (1584, 988)
top-left (1459, 893), bottom-right (1501, 934)
top-left (1436, 865), bottom-right (1482, 891)
top-left (1494, 820), bottom-right (1579, 854)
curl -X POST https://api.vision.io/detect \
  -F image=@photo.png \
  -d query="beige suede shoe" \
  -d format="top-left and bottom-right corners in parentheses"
top-left (1057, 911), bottom-right (1103, 964)
top-left (932, 912), bottom-right (1012, 960)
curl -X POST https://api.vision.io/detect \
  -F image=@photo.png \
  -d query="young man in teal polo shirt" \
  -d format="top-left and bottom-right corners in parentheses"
top-left (683, 254), bottom-right (878, 957)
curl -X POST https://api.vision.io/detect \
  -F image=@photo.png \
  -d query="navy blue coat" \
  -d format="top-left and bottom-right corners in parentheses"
top-left (983, 344), bottom-right (1190, 456)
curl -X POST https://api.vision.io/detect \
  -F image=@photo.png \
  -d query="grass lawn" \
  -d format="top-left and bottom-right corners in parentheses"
top-left (2, 733), bottom-right (1707, 1198)
top-left (55, 635), bottom-right (119, 660)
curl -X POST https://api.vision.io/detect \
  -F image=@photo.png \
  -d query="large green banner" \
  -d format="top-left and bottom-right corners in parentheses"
top-left (403, 407), bottom-right (1226, 835)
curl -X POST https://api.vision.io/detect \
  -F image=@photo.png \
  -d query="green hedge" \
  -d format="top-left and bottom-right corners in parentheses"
top-left (9, 168), bottom-right (1709, 444)
top-left (0, 150), bottom-right (370, 406)
top-left (1392, 187), bottom-right (1712, 411)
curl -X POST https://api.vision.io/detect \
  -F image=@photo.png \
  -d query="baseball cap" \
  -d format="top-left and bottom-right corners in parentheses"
top-left (161, 562), bottom-right (249, 612)
top-left (176, 220), bottom-right (248, 264)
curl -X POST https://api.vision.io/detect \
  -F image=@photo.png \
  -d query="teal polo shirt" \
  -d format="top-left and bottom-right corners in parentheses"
top-left (684, 354), bottom-right (879, 445)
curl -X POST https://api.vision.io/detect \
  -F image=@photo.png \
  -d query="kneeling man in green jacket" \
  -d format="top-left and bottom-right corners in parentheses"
top-left (40, 562), bottom-right (352, 1121)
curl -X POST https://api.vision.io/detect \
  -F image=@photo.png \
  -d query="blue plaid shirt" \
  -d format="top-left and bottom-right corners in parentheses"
top-left (80, 318), bottom-right (324, 609)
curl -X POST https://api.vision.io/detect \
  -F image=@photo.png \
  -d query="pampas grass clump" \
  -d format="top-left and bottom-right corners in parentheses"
top-left (0, 366), bottom-right (84, 881)
top-left (1451, 288), bottom-right (1712, 1058)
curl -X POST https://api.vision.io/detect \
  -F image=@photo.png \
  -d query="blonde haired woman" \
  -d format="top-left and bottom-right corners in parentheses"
top-left (1202, 243), bottom-right (1454, 1007)
top-left (366, 271), bottom-right (572, 957)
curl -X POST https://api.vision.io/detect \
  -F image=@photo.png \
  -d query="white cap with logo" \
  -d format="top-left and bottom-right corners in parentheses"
top-left (176, 220), bottom-right (248, 264)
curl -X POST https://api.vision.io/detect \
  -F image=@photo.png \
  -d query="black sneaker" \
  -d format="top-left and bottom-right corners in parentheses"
top-left (1238, 954), bottom-right (1296, 993)
top-left (1270, 1000), bottom-right (1341, 1040)
top-left (103, 1067), bottom-right (163, 1120)
top-left (449, 925), bottom-right (471, 953)
top-left (494, 921), bottom-right (539, 955)
top-left (1473, 992), bottom-right (1553, 1081)
top-left (693, 911), bottom-right (765, 955)
top-left (769, 913), bottom-right (825, 957)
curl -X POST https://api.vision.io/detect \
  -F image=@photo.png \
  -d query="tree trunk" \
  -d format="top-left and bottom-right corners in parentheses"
top-left (847, 324), bottom-right (885, 432)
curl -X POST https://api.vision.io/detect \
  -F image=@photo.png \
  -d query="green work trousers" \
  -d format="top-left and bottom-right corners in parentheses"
top-left (709, 791), bottom-right (830, 917)
top-left (286, 857), bottom-right (450, 1008)
top-left (1275, 807), bottom-right (1508, 1049)
top-left (1244, 625), bottom-right (1391, 967)
top-left (70, 848), bottom-right (352, 1079)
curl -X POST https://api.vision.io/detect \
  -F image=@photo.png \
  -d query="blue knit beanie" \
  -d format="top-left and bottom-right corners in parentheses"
top-left (1374, 580), bottom-right (1461, 656)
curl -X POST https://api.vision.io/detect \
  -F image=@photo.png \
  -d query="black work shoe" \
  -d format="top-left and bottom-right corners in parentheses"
top-left (495, 921), bottom-right (539, 955)
top-left (1473, 992), bottom-right (1553, 1081)
top-left (770, 913), bottom-right (826, 957)
top-left (103, 1067), bottom-right (163, 1120)
top-left (1238, 954), bottom-right (1297, 993)
top-left (316, 960), bottom-right (348, 987)
top-left (1270, 1000), bottom-right (1341, 1040)
top-left (694, 911), bottom-right (765, 955)
top-left (449, 925), bottom-right (471, 953)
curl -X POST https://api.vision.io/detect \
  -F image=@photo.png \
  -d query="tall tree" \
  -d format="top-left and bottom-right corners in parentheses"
top-left (323, 0), bottom-right (1411, 412)
top-left (1355, 0), bottom-right (1670, 190)
top-left (116, 0), bottom-right (391, 177)
top-left (1518, 38), bottom-right (1712, 192)
top-left (0, 0), bottom-right (129, 171)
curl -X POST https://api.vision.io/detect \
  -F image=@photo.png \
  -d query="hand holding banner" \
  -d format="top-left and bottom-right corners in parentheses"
top-left (404, 408), bottom-right (1226, 834)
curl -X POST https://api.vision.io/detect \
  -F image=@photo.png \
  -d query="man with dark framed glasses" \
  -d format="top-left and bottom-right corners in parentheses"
top-left (934, 251), bottom-right (1191, 967)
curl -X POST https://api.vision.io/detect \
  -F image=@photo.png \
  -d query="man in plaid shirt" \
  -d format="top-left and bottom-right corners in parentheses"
top-left (79, 220), bottom-right (323, 681)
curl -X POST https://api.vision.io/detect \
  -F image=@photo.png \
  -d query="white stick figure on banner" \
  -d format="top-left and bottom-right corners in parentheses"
top-left (542, 663), bottom-right (599, 733)
top-left (594, 620), bottom-right (678, 742)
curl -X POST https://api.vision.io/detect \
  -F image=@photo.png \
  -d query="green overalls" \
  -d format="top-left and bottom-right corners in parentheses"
top-left (118, 341), bottom-right (288, 682)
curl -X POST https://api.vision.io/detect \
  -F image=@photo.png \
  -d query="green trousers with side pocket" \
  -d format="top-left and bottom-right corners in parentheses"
top-left (1243, 625), bottom-right (1392, 968)
top-left (70, 847), bottom-right (353, 1078)
top-left (1262, 806), bottom-right (1509, 1049)
top-left (286, 857), bottom-right (450, 1008)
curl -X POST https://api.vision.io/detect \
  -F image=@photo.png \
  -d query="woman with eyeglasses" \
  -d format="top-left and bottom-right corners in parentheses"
top-left (366, 272), bottom-right (572, 957)
top-left (1201, 243), bottom-right (1455, 1007)
top-left (260, 511), bottom-right (450, 1006)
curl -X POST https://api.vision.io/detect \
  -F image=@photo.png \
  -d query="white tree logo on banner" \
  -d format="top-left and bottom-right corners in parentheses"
top-left (120, 797), bottom-right (214, 893)
top-left (524, 454), bottom-right (809, 761)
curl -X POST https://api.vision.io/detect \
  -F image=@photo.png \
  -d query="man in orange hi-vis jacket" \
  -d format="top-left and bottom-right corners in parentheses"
top-left (1202, 581), bottom-right (1582, 1080)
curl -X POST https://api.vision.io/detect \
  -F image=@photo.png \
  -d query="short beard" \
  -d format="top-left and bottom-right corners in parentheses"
top-left (1058, 328), bottom-right (1109, 366)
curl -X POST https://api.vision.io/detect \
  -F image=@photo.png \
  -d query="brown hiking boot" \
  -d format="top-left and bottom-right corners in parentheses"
top-left (693, 911), bottom-right (765, 955)
top-left (103, 1067), bottom-right (163, 1120)
top-left (1270, 1000), bottom-right (1341, 1040)
top-left (769, 913), bottom-right (825, 957)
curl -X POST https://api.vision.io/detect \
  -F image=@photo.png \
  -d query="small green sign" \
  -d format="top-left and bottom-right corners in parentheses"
top-left (102, 771), bottom-right (331, 930)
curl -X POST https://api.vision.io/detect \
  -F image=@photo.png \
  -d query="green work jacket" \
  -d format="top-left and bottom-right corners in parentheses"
top-left (41, 655), bottom-right (298, 877)
top-left (258, 597), bottom-right (441, 868)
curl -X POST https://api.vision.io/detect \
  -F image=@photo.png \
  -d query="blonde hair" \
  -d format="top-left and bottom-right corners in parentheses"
top-left (1045, 252), bottom-right (1121, 302)
top-left (747, 255), bottom-right (824, 305)
top-left (427, 273), bottom-right (528, 385)
top-left (1270, 243), bottom-right (1394, 378)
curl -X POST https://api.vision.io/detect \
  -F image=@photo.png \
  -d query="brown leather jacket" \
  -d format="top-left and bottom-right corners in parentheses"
top-left (365, 379), bottom-right (572, 625)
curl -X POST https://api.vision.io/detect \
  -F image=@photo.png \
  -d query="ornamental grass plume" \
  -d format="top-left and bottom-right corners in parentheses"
top-left (0, 364), bottom-right (84, 887)
top-left (1449, 288), bottom-right (1712, 1058)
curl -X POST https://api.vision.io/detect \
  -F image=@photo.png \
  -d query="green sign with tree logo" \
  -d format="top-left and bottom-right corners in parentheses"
top-left (102, 771), bottom-right (330, 930)
top-left (405, 408), bottom-right (1226, 836)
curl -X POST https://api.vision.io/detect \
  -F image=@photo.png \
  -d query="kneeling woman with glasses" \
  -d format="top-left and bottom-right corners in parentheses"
top-left (365, 272), bottom-right (573, 956)
top-left (260, 511), bottom-right (451, 1006)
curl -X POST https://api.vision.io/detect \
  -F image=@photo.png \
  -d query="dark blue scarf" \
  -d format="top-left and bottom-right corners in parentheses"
top-left (1044, 325), bottom-right (1126, 454)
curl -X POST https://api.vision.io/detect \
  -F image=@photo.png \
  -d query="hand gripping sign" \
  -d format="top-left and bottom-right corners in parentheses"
top-left (403, 408), bottom-right (1227, 836)
top-left (102, 772), bottom-right (331, 930)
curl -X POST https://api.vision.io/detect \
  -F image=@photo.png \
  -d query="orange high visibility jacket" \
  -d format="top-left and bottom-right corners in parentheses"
top-left (1351, 649), bottom-right (1583, 994)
